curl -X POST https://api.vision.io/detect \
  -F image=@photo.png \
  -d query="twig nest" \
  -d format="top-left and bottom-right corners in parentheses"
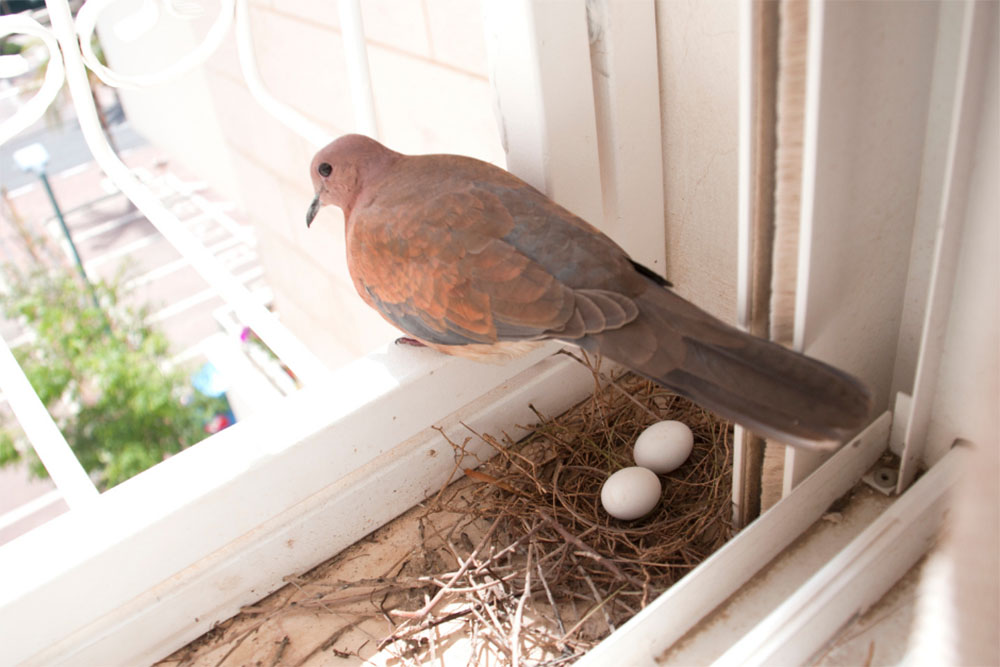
top-left (600, 466), bottom-right (662, 520)
top-left (633, 420), bottom-right (694, 473)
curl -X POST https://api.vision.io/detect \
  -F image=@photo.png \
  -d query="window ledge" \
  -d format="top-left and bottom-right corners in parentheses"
top-left (0, 342), bottom-right (597, 665)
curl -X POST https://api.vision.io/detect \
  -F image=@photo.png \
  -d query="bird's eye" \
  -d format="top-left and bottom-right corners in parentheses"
top-left (318, 163), bottom-right (332, 177)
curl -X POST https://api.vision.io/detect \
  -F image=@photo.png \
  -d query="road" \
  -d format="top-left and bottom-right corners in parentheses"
top-left (0, 98), bottom-right (146, 190)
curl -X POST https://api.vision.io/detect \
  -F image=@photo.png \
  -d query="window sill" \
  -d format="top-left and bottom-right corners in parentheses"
top-left (0, 341), bottom-right (598, 665)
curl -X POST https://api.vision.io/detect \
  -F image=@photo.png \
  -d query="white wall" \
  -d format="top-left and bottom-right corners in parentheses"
top-left (924, 38), bottom-right (998, 463)
top-left (95, 1), bottom-right (242, 203)
top-left (98, 1), bottom-right (506, 370)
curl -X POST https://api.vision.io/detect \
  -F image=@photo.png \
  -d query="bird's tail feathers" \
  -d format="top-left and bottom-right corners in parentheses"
top-left (577, 286), bottom-right (872, 449)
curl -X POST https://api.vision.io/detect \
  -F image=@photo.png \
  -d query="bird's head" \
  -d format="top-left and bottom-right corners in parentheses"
top-left (307, 134), bottom-right (400, 228)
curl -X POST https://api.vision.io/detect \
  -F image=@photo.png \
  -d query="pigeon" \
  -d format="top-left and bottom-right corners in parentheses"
top-left (307, 134), bottom-right (871, 449)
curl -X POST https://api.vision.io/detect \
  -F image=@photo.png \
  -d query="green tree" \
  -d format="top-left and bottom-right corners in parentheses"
top-left (0, 268), bottom-right (227, 489)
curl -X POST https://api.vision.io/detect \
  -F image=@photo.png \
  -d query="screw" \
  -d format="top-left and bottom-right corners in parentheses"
top-left (873, 466), bottom-right (898, 488)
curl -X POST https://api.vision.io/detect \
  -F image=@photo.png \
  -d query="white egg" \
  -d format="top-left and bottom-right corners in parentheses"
top-left (600, 466), bottom-right (662, 520)
top-left (633, 420), bottom-right (694, 473)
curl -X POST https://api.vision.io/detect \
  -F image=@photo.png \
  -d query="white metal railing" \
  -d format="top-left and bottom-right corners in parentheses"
top-left (75, 0), bottom-right (235, 88)
top-left (335, 0), bottom-right (378, 138)
top-left (74, 0), bottom-right (377, 143)
top-left (46, 0), bottom-right (330, 384)
top-left (230, 0), bottom-right (334, 147)
top-left (0, 15), bottom-right (65, 146)
top-left (0, 0), bottom-right (378, 506)
top-left (0, 340), bottom-right (98, 506)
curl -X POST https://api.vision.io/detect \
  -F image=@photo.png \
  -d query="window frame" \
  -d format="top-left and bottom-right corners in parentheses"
top-left (2, 0), bottom-right (988, 663)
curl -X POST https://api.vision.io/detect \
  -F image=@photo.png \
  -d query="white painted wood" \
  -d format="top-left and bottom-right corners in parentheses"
top-left (715, 444), bottom-right (967, 666)
top-left (0, 345), bottom-right (596, 665)
top-left (897, 0), bottom-right (995, 493)
top-left (0, 338), bottom-right (98, 508)
top-left (889, 391), bottom-right (912, 456)
top-left (732, 422), bottom-right (750, 526)
top-left (782, 445), bottom-right (826, 498)
top-left (781, 0), bottom-right (836, 490)
top-left (484, 0), bottom-right (665, 274)
top-left (736, 0), bottom-right (758, 335)
top-left (663, 485), bottom-right (893, 664)
top-left (733, 0), bottom-right (758, 525)
top-left (577, 411), bottom-right (891, 666)
top-left (0, 489), bottom-right (63, 534)
top-left (483, 0), bottom-right (604, 223)
top-left (786, 0), bottom-right (940, 489)
top-left (889, 1), bottom-right (968, 405)
top-left (585, 0), bottom-right (666, 273)
top-left (919, 33), bottom-right (998, 480)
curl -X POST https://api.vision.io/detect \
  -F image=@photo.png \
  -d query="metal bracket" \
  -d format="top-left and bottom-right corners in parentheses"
top-left (863, 462), bottom-right (899, 496)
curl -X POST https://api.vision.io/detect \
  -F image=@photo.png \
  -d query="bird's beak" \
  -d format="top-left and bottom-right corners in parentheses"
top-left (306, 194), bottom-right (321, 228)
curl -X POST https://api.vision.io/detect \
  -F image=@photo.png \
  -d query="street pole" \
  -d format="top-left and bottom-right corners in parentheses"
top-left (37, 173), bottom-right (84, 279)
top-left (36, 170), bottom-right (103, 314)
top-left (14, 142), bottom-right (108, 326)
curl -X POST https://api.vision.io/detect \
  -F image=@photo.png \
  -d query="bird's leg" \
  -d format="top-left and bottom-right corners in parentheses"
top-left (395, 336), bottom-right (427, 348)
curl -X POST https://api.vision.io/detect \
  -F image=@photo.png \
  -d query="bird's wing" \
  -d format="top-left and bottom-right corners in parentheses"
top-left (346, 163), bottom-right (641, 347)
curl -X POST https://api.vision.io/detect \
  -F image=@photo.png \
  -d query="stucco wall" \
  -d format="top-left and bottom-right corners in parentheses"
top-left (100, 0), bottom-right (506, 369)
top-left (99, 1), bottom-right (740, 365)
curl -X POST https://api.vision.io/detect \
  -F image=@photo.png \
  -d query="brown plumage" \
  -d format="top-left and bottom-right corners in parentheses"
top-left (307, 134), bottom-right (872, 449)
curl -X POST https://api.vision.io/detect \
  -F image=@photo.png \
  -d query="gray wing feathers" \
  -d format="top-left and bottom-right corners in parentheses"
top-left (552, 289), bottom-right (639, 339)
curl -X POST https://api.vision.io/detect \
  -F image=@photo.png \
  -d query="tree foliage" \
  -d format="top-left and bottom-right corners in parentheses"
top-left (0, 269), bottom-right (226, 489)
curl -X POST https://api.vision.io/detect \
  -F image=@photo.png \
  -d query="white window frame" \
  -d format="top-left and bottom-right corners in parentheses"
top-left (582, 1), bottom-right (996, 662)
top-left (1, 0), bottom-right (992, 664)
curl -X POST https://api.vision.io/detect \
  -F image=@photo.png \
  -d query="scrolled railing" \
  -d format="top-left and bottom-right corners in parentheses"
top-left (75, 0), bottom-right (236, 89)
top-left (0, 0), bottom-right (379, 504)
top-left (0, 14), bottom-right (65, 145)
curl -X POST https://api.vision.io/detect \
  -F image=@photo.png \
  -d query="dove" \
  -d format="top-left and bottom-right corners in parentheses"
top-left (307, 134), bottom-right (871, 449)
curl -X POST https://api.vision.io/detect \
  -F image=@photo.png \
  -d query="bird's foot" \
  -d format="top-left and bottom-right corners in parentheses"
top-left (395, 336), bottom-right (427, 348)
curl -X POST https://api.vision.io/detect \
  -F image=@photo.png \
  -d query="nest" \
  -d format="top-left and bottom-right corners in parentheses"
top-left (166, 356), bottom-right (733, 667)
